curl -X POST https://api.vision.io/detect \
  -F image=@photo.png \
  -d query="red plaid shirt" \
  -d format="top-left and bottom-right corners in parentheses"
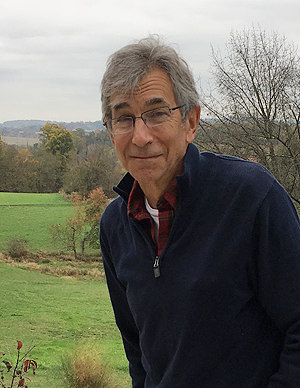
top-left (128, 180), bottom-right (177, 256)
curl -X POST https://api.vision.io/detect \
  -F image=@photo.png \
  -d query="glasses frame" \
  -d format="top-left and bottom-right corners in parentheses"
top-left (104, 105), bottom-right (184, 135)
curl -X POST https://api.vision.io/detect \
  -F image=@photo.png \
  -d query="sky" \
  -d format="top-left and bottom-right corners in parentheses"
top-left (0, 0), bottom-right (299, 124)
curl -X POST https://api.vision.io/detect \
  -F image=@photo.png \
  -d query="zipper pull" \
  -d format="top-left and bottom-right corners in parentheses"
top-left (153, 256), bottom-right (160, 278)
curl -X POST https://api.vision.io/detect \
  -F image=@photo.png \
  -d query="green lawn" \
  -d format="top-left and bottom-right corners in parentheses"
top-left (0, 262), bottom-right (130, 387)
top-left (0, 193), bottom-right (74, 252)
top-left (0, 193), bottom-right (131, 387)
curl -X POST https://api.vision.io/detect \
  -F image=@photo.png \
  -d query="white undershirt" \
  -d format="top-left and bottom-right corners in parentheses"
top-left (145, 197), bottom-right (159, 242)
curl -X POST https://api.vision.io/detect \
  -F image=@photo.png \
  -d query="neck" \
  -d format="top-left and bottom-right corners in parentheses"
top-left (138, 184), bottom-right (161, 209)
top-left (136, 159), bottom-right (184, 208)
top-left (139, 179), bottom-right (176, 209)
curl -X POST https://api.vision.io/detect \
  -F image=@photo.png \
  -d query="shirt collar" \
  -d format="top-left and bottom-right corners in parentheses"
top-left (128, 179), bottom-right (178, 220)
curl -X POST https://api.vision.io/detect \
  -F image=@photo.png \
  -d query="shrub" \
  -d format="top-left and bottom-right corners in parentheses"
top-left (62, 347), bottom-right (117, 388)
top-left (0, 340), bottom-right (37, 388)
top-left (50, 187), bottom-right (108, 260)
top-left (5, 238), bottom-right (29, 260)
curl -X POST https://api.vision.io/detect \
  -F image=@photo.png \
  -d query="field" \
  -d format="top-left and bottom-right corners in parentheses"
top-left (0, 262), bottom-right (130, 387)
top-left (1, 136), bottom-right (38, 146)
top-left (0, 193), bottom-right (74, 252)
top-left (0, 193), bottom-right (131, 387)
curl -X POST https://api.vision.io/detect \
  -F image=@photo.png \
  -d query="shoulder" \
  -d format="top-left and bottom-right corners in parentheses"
top-left (201, 151), bottom-right (276, 195)
top-left (180, 144), bottom-right (281, 211)
top-left (185, 145), bottom-right (276, 199)
top-left (100, 196), bottom-right (125, 231)
top-left (203, 152), bottom-right (272, 178)
top-left (203, 153), bottom-right (298, 225)
top-left (186, 144), bottom-right (273, 183)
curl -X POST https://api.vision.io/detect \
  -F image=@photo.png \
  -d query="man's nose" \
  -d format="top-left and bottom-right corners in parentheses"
top-left (131, 118), bottom-right (154, 147)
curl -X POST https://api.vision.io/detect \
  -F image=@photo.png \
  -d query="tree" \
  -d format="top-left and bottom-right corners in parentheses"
top-left (38, 123), bottom-right (74, 191)
top-left (40, 123), bottom-right (73, 160)
top-left (13, 149), bottom-right (39, 192)
top-left (33, 148), bottom-right (64, 192)
top-left (71, 129), bottom-right (87, 155)
top-left (197, 26), bottom-right (300, 204)
top-left (63, 144), bottom-right (122, 198)
top-left (0, 145), bottom-right (38, 192)
top-left (0, 143), bottom-right (19, 191)
top-left (50, 188), bottom-right (109, 259)
top-left (84, 187), bottom-right (110, 250)
top-left (86, 129), bottom-right (112, 147)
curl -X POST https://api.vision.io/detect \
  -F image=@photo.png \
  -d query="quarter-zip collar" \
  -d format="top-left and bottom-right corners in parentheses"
top-left (113, 143), bottom-right (208, 208)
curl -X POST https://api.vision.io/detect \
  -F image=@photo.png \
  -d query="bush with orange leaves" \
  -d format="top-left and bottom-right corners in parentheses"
top-left (50, 187), bottom-right (109, 260)
top-left (0, 341), bottom-right (37, 388)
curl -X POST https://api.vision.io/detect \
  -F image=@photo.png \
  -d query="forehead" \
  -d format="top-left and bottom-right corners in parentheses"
top-left (110, 69), bottom-right (177, 111)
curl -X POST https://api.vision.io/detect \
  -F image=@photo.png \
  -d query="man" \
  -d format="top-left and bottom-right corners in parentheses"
top-left (100, 37), bottom-right (300, 387)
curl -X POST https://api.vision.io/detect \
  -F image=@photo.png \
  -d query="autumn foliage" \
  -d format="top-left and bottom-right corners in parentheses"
top-left (0, 341), bottom-right (37, 388)
top-left (50, 187), bottom-right (109, 259)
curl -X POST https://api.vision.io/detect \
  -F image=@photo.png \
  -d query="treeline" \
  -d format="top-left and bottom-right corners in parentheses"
top-left (0, 123), bottom-right (122, 198)
top-left (0, 120), bottom-right (104, 137)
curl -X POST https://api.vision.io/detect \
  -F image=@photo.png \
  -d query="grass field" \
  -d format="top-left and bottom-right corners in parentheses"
top-left (0, 192), bottom-right (131, 387)
top-left (1, 136), bottom-right (38, 146)
top-left (0, 262), bottom-right (130, 387)
top-left (0, 193), bottom-right (74, 252)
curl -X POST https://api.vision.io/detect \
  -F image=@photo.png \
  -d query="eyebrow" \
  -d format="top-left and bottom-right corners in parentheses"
top-left (112, 102), bottom-right (131, 112)
top-left (112, 97), bottom-right (167, 116)
top-left (145, 98), bottom-right (167, 107)
top-left (112, 97), bottom-right (167, 113)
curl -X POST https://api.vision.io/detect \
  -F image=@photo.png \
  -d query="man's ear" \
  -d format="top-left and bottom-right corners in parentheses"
top-left (185, 105), bottom-right (201, 144)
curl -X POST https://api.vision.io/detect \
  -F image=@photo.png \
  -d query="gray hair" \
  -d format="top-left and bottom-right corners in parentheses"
top-left (101, 36), bottom-right (199, 122)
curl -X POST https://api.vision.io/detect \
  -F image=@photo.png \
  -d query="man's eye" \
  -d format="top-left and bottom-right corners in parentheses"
top-left (116, 116), bottom-right (132, 123)
top-left (149, 109), bottom-right (168, 118)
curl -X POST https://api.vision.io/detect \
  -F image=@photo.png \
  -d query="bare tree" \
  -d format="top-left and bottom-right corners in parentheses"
top-left (196, 26), bottom-right (300, 204)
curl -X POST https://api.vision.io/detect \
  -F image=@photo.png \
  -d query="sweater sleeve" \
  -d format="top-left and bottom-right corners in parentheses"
top-left (100, 219), bottom-right (146, 388)
top-left (253, 181), bottom-right (300, 387)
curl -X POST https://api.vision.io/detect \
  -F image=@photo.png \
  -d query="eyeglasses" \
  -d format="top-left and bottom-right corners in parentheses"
top-left (104, 105), bottom-right (184, 135)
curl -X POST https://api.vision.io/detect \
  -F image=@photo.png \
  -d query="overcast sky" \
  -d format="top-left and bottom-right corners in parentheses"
top-left (0, 0), bottom-right (299, 123)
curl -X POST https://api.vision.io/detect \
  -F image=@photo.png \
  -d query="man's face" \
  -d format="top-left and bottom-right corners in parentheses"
top-left (108, 68), bottom-right (199, 193)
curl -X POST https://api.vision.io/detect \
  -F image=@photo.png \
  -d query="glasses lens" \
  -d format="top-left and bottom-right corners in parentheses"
top-left (111, 116), bottom-right (133, 134)
top-left (108, 106), bottom-right (174, 134)
top-left (143, 107), bottom-right (171, 127)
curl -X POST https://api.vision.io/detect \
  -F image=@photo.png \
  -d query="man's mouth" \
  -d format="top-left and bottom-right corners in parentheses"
top-left (131, 154), bottom-right (161, 160)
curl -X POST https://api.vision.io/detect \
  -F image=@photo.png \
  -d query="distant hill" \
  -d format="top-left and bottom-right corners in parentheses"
top-left (0, 120), bottom-right (105, 138)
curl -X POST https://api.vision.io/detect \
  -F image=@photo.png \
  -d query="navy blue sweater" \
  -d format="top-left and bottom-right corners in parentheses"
top-left (100, 143), bottom-right (300, 387)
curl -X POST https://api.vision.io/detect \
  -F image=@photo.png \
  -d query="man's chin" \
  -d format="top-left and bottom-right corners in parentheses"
top-left (132, 170), bottom-right (159, 184)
